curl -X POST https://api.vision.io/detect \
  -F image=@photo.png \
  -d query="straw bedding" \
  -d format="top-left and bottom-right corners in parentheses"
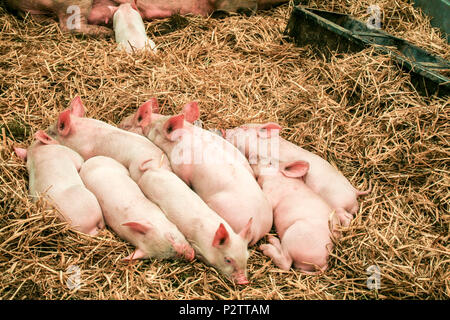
top-left (0, 0), bottom-right (449, 299)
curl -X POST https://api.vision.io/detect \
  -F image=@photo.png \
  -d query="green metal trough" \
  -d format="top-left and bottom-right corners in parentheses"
top-left (284, 6), bottom-right (450, 97)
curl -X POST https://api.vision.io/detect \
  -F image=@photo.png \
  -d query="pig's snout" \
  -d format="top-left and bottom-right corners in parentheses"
top-left (87, 220), bottom-right (106, 236)
top-left (183, 245), bottom-right (196, 261)
top-left (232, 271), bottom-right (249, 285)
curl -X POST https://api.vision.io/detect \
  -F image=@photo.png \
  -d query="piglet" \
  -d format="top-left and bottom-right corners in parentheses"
top-left (79, 156), bottom-right (194, 261)
top-left (109, 2), bottom-right (157, 53)
top-left (224, 123), bottom-right (371, 226)
top-left (138, 166), bottom-right (252, 284)
top-left (14, 130), bottom-right (104, 236)
top-left (256, 159), bottom-right (337, 273)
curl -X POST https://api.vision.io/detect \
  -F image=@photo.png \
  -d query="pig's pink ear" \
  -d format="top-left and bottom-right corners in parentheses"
top-left (257, 122), bottom-right (281, 138)
top-left (139, 159), bottom-right (154, 171)
top-left (212, 223), bottom-right (230, 248)
top-left (280, 160), bottom-right (310, 178)
top-left (122, 222), bottom-right (152, 235)
top-left (69, 96), bottom-right (85, 117)
top-left (163, 114), bottom-right (185, 141)
top-left (34, 130), bottom-right (58, 145)
top-left (147, 98), bottom-right (160, 113)
top-left (14, 147), bottom-right (27, 161)
top-left (107, 5), bottom-right (119, 16)
top-left (57, 109), bottom-right (72, 137)
top-left (134, 99), bottom-right (156, 128)
top-left (182, 101), bottom-right (200, 123)
top-left (239, 218), bottom-right (253, 243)
top-left (130, 0), bottom-right (138, 12)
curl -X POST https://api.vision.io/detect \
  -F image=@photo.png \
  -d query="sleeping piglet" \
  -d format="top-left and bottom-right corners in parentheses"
top-left (14, 130), bottom-right (104, 236)
top-left (79, 156), bottom-right (194, 261)
top-left (255, 159), bottom-right (339, 273)
top-left (109, 2), bottom-right (156, 53)
top-left (225, 123), bottom-right (371, 226)
top-left (138, 166), bottom-right (252, 284)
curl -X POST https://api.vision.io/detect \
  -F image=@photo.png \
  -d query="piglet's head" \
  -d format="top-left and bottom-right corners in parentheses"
top-left (233, 122), bottom-right (281, 139)
top-left (35, 130), bottom-right (59, 145)
top-left (255, 122), bottom-right (281, 139)
top-left (208, 221), bottom-right (251, 285)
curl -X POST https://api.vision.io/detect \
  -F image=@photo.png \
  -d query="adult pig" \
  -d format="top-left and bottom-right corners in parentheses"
top-left (14, 130), bottom-right (104, 235)
top-left (224, 123), bottom-right (371, 225)
top-left (128, 99), bottom-right (273, 246)
top-left (136, 0), bottom-right (289, 19)
top-left (5, 0), bottom-right (113, 35)
top-left (48, 96), bottom-right (171, 183)
top-left (138, 166), bottom-right (252, 284)
top-left (88, 0), bottom-right (288, 30)
top-left (79, 156), bottom-right (194, 261)
top-left (255, 159), bottom-right (339, 273)
top-left (109, 2), bottom-right (157, 53)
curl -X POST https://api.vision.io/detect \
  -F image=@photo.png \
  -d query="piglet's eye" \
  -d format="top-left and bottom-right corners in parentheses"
top-left (224, 257), bottom-right (232, 264)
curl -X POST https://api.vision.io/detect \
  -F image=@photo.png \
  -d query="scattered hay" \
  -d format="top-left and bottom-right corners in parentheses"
top-left (0, 0), bottom-right (449, 299)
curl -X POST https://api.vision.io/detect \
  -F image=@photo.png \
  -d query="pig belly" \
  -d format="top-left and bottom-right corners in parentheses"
top-left (52, 184), bottom-right (104, 235)
top-left (281, 220), bottom-right (331, 272)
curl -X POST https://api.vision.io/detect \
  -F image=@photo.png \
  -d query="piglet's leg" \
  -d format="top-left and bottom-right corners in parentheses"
top-left (122, 248), bottom-right (147, 261)
top-left (356, 180), bottom-right (372, 197)
top-left (260, 236), bottom-right (292, 271)
top-left (334, 208), bottom-right (353, 227)
top-left (328, 208), bottom-right (353, 239)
